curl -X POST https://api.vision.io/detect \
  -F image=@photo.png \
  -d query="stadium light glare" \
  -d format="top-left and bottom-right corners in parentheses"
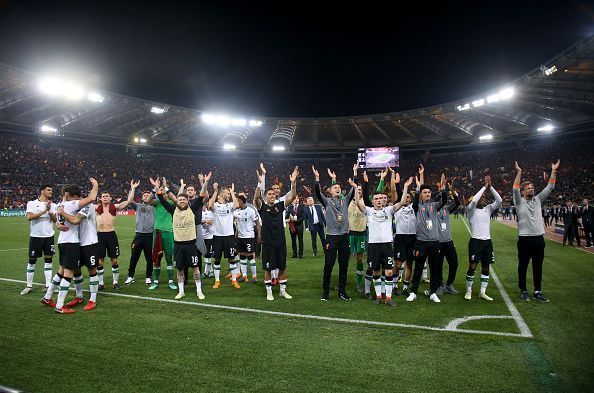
top-left (38, 77), bottom-right (84, 100)
top-left (232, 118), bottom-right (246, 127)
top-left (272, 145), bottom-right (285, 152)
top-left (456, 103), bottom-right (471, 111)
top-left (472, 99), bottom-right (485, 108)
top-left (537, 124), bottom-right (554, 133)
top-left (88, 92), bottom-right (104, 103)
top-left (134, 137), bottom-right (139, 143)
top-left (38, 78), bottom-right (62, 96)
top-left (249, 120), bottom-right (263, 127)
top-left (151, 106), bottom-right (166, 114)
top-left (499, 87), bottom-right (514, 100)
top-left (139, 138), bottom-right (147, 144)
top-left (223, 143), bottom-right (236, 150)
top-left (479, 134), bottom-right (494, 141)
top-left (543, 65), bottom-right (558, 76)
top-left (40, 124), bottom-right (58, 133)
top-left (486, 93), bottom-right (501, 103)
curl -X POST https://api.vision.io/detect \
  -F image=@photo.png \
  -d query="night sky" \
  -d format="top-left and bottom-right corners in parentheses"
top-left (0, 1), bottom-right (592, 117)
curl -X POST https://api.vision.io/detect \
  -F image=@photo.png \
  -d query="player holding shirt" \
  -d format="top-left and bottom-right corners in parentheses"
top-left (21, 185), bottom-right (57, 295)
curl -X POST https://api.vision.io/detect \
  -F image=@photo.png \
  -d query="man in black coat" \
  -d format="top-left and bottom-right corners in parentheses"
top-left (581, 198), bottom-right (593, 248)
top-left (304, 196), bottom-right (326, 256)
top-left (562, 200), bottom-right (581, 247)
top-left (286, 196), bottom-right (306, 258)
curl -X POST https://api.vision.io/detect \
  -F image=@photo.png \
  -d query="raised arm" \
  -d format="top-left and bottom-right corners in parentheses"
top-left (469, 177), bottom-right (489, 209)
top-left (284, 166), bottom-right (299, 207)
top-left (230, 183), bottom-right (239, 209)
top-left (312, 165), bottom-right (328, 207)
top-left (393, 177), bottom-right (413, 211)
top-left (537, 159), bottom-right (559, 203)
top-left (208, 182), bottom-right (219, 209)
top-left (116, 179), bottom-right (139, 210)
top-left (512, 161), bottom-right (523, 206)
top-left (350, 178), bottom-right (366, 213)
top-left (200, 172), bottom-right (211, 201)
top-left (177, 179), bottom-right (186, 196)
top-left (377, 167), bottom-right (388, 192)
top-left (254, 170), bottom-right (264, 210)
top-left (389, 167), bottom-right (400, 204)
top-left (418, 164), bottom-right (425, 186)
top-left (78, 178), bottom-right (99, 208)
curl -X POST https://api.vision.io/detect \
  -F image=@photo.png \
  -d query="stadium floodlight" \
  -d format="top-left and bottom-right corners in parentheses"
top-left (223, 143), bottom-right (236, 150)
top-left (139, 138), bottom-right (147, 144)
top-left (456, 103), bottom-right (471, 111)
top-left (232, 118), bottom-right (247, 127)
top-left (151, 106), bottom-right (166, 114)
top-left (134, 137), bottom-right (139, 143)
top-left (537, 124), bottom-right (554, 133)
top-left (543, 65), bottom-right (558, 76)
top-left (472, 99), bottom-right (485, 108)
top-left (40, 124), bottom-right (58, 133)
top-left (499, 87), bottom-right (514, 100)
top-left (272, 145), bottom-right (285, 152)
top-left (38, 77), bottom-right (84, 100)
top-left (88, 92), bottom-right (104, 103)
top-left (63, 82), bottom-right (84, 100)
top-left (38, 77), bottom-right (63, 96)
top-left (479, 134), bottom-right (494, 141)
top-left (249, 120), bottom-right (263, 127)
top-left (486, 93), bottom-right (501, 103)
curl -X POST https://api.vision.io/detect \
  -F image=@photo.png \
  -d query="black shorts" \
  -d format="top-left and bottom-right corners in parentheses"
top-left (261, 243), bottom-right (287, 272)
top-left (97, 231), bottom-right (120, 259)
top-left (468, 238), bottom-right (495, 265)
top-left (367, 243), bottom-right (395, 271)
top-left (235, 237), bottom-right (256, 254)
top-left (80, 243), bottom-right (99, 269)
top-left (213, 235), bottom-right (236, 259)
top-left (393, 234), bottom-right (416, 263)
top-left (29, 236), bottom-right (55, 259)
top-left (517, 235), bottom-right (545, 259)
top-left (58, 243), bottom-right (81, 270)
top-left (174, 242), bottom-right (200, 270)
top-left (204, 238), bottom-right (213, 258)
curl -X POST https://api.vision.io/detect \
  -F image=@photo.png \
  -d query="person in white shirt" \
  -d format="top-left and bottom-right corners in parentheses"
top-left (208, 181), bottom-right (240, 289)
top-left (21, 185), bottom-right (57, 295)
top-left (201, 206), bottom-right (215, 277)
top-left (234, 195), bottom-right (262, 283)
top-left (353, 176), bottom-right (412, 306)
top-left (56, 202), bottom-right (101, 311)
top-left (41, 179), bottom-right (98, 314)
top-left (465, 175), bottom-right (502, 301)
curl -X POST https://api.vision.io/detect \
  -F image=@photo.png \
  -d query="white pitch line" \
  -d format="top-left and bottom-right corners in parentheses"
top-left (0, 247), bottom-right (28, 252)
top-left (0, 277), bottom-right (529, 338)
top-left (461, 217), bottom-right (533, 338)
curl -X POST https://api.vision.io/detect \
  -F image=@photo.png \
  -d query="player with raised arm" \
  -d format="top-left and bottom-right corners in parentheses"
top-left (465, 175), bottom-right (502, 301)
top-left (155, 176), bottom-right (208, 300)
top-left (234, 194), bottom-right (261, 283)
top-left (147, 177), bottom-right (178, 291)
top-left (21, 185), bottom-right (57, 295)
top-left (436, 176), bottom-right (461, 296)
top-left (95, 180), bottom-right (137, 290)
top-left (41, 179), bottom-right (98, 314)
top-left (406, 167), bottom-right (448, 303)
top-left (208, 180), bottom-right (240, 289)
top-left (313, 165), bottom-right (355, 301)
top-left (513, 159), bottom-right (559, 302)
top-left (354, 176), bottom-right (413, 306)
top-left (254, 166), bottom-right (298, 301)
top-left (125, 183), bottom-right (155, 286)
top-left (348, 163), bottom-right (368, 294)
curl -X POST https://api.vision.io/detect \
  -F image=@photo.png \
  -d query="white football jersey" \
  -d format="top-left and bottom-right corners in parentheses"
top-left (234, 207), bottom-right (258, 238)
top-left (57, 200), bottom-right (81, 244)
top-left (78, 204), bottom-right (98, 247)
top-left (26, 199), bottom-right (57, 238)
top-left (201, 209), bottom-right (214, 240)
top-left (213, 202), bottom-right (235, 236)
top-left (395, 204), bottom-right (416, 235)
top-left (366, 205), bottom-right (395, 243)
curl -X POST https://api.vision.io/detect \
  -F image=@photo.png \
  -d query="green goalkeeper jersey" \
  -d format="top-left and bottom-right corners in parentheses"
top-left (154, 198), bottom-right (174, 232)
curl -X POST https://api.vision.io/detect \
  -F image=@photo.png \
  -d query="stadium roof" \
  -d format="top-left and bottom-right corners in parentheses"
top-left (0, 35), bottom-right (593, 153)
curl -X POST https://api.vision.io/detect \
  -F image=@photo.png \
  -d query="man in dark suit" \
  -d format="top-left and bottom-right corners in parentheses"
top-left (286, 196), bottom-right (306, 258)
top-left (304, 196), bottom-right (326, 256)
top-left (581, 198), bottom-right (593, 248)
top-left (562, 200), bottom-right (581, 247)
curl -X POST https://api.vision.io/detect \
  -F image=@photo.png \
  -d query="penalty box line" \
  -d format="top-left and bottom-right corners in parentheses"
top-left (461, 218), bottom-right (533, 338)
top-left (1, 277), bottom-right (529, 339)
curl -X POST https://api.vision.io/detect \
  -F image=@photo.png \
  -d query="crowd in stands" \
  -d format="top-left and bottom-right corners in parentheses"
top-left (1, 132), bottom-right (592, 210)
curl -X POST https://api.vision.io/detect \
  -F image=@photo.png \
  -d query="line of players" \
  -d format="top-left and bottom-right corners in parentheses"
top-left (22, 159), bottom-right (559, 313)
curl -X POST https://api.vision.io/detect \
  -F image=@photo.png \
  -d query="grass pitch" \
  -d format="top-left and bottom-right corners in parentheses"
top-left (0, 216), bottom-right (592, 392)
